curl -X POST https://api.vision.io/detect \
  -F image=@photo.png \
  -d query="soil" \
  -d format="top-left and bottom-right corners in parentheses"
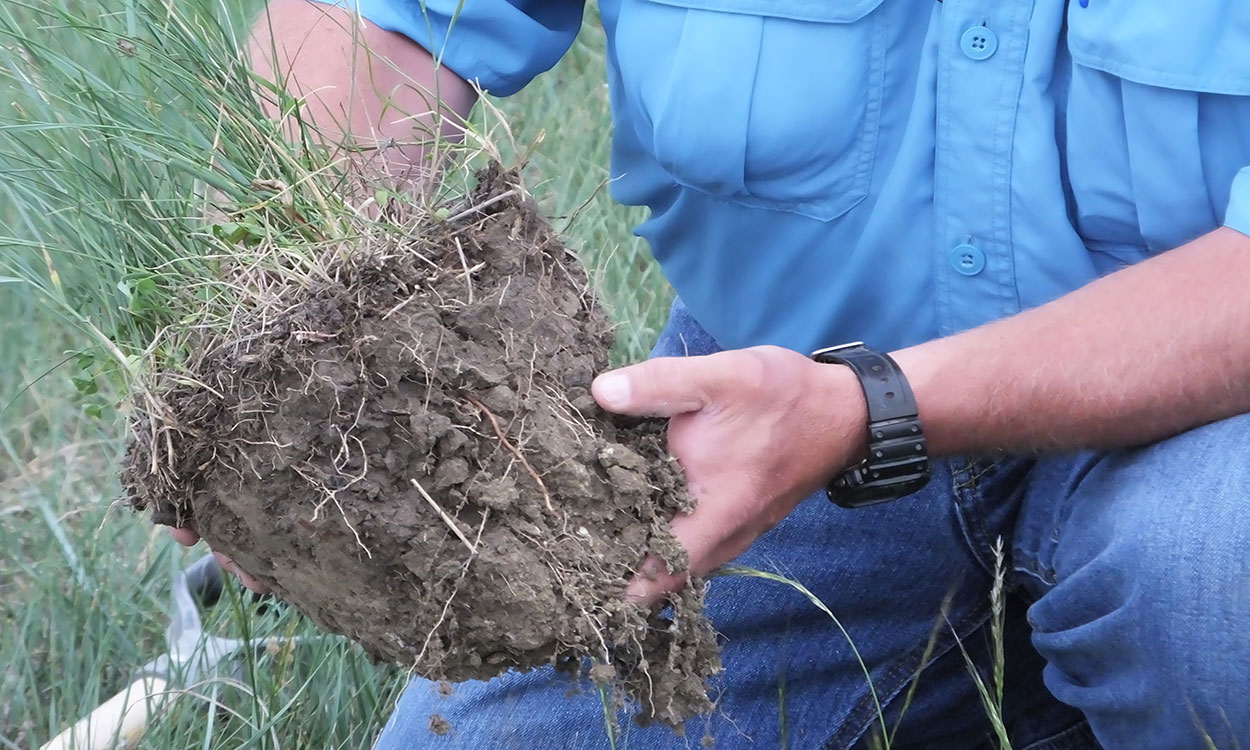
top-left (428, 714), bottom-right (451, 736)
top-left (123, 165), bottom-right (720, 728)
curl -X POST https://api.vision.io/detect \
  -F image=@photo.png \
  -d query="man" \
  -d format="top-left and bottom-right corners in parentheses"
top-left (178, 0), bottom-right (1250, 746)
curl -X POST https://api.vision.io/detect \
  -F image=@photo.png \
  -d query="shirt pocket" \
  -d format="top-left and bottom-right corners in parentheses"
top-left (1064, 2), bottom-right (1250, 262)
top-left (613, 0), bottom-right (888, 222)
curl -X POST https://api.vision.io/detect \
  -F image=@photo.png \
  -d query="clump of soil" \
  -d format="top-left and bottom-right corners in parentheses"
top-left (123, 165), bottom-right (720, 728)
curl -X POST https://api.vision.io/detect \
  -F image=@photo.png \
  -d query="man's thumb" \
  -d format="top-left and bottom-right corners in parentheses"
top-left (591, 356), bottom-right (716, 417)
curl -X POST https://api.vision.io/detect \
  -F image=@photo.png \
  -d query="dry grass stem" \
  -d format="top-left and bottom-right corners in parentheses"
top-left (442, 189), bottom-right (518, 224)
top-left (461, 393), bottom-right (554, 514)
top-left (382, 286), bottom-right (422, 320)
top-left (453, 237), bottom-right (475, 304)
top-left (410, 477), bottom-right (474, 553)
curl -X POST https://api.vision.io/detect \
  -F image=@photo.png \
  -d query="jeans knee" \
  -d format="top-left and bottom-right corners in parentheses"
top-left (1025, 426), bottom-right (1250, 748)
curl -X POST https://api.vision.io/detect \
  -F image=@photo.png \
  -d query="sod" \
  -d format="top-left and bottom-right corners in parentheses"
top-left (125, 165), bottom-right (720, 726)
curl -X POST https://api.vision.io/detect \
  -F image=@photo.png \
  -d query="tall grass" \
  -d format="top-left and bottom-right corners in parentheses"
top-left (0, 0), bottom-right (299, 363)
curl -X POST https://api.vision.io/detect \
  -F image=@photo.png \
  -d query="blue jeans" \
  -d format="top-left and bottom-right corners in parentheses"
top-left (375, 300), bottom-right (1250, 749)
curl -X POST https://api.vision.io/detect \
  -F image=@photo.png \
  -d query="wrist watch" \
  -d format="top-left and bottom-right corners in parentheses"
top-left (810, 342), bottom-right (930, 508)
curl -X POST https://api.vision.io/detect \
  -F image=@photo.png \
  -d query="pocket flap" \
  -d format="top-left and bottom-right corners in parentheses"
top-left (1068, 2), bottom-right (1250, 95)
top-left (642, 0), bottom-right (886, 24)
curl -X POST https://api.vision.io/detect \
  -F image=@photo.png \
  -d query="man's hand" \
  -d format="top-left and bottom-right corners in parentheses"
top-left (591, 346), bottom-right (867, 604)
top-left (169, 527), bottom-right (271, 594)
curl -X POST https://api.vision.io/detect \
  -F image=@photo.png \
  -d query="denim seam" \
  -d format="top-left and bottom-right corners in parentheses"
top-left (1013, 558), bottom-right (1057, 588)
top-left (1016, 716), bottom-right (1100, 750)
top-left (1013, 453), bottom-right (1107, 592)
top-left (820, 601), bottom-right (993, 749)
top-left (951, 457), bottom-right (1002, 576)
top-left (953, 454), bottom-right (1009, 491)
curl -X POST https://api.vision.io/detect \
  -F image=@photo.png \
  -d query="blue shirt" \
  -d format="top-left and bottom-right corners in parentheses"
top-left (319, 0), bottom-right (1250, 354)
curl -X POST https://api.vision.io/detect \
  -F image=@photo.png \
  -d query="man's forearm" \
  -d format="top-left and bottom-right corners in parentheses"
top-left (248, 0), bottom-right (475, 183)
top-left (892, 226), bottom-right (1250, 455)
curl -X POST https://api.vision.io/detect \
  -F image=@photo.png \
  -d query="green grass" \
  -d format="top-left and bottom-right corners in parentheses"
top-left (0, 2), bottom-right (668, 747)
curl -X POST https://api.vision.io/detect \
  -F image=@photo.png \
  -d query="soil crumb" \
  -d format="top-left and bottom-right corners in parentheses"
top-left (124, 165), bottom-right (720, 727)
top-left (429, 714), bottom-right (451, 736)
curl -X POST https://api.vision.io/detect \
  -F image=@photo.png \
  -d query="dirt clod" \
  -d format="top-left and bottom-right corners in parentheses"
top-left (429, 714), bottom-right (451, 736)
top-left (124, 166), bottom-right (720, 727)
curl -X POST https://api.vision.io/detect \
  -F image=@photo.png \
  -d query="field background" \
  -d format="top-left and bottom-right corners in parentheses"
top-left (0, 2), bottom-right (671, 747)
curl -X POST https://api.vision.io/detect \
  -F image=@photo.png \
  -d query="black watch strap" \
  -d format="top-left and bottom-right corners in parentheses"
top-left (811, 343), bottom-right (930, 508)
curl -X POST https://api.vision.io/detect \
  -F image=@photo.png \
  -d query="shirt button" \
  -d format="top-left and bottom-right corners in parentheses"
top-left (960, 26), bottom-right (999, 61)
top-left (949, 243), bottom-right (986, 276)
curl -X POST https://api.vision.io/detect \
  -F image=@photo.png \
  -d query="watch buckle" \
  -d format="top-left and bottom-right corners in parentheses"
top-left (809, 341), bottom-right (865, 360)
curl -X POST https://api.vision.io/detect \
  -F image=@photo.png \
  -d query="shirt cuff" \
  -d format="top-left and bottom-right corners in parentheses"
top-left (304, 0), bottom-right (580, 97)
top-left (1225, 166), bottom-right (1250, 238)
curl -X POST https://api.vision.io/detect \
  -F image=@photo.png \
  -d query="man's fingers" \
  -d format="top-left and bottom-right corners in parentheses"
top-left (235, 570), bottom-right (270, 595)
top-left (625, 516), bottom-right (721, 605)
top-left (213, 551), bottom-right (271, 594)
top-left (169, 526), bottom-right (199, 546)
top-left (626, 510), bottom-right (763, 606)
top-left (212, 550), bottom-right (235, 575)
top-left (593, 351), bottom-right (763, 418)
top-left (170, 529), bottom-right (269, 594)
top-left (625, 554), bottom-right (688, 606)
